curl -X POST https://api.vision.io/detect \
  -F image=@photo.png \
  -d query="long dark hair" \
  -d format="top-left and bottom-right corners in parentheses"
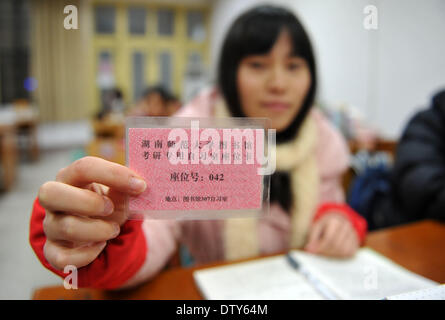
top-left (217, 5), bottom-right (317, 212)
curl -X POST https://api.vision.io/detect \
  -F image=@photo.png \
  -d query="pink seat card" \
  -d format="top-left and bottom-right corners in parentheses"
top-left (126, 117), bottom-right (272, 220)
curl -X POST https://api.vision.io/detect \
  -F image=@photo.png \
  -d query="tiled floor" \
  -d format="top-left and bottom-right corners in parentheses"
top-left (0, 148), bottom-right (79, 299)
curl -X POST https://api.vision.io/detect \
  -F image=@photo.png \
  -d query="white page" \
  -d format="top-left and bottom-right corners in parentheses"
top-left (290, 247), bottom-right (438, 300)
top-left (386, 284), bottom-right (445, 300)
top-left (193, 256), bottom-right (324, 300)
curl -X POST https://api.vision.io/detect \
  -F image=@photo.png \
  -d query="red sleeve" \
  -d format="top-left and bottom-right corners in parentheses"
top-left (313, 203), bottom-right (368, 244)
top-left (29, 197), bottom-right (147, 289)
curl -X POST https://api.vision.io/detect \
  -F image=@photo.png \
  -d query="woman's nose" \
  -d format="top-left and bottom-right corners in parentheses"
top-left (266, 66), bottom-right (287, 93)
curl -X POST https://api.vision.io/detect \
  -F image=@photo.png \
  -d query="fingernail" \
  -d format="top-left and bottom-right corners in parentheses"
top-left (103, 197), bottom-right (114, 215)
top-left (97, 241), bottom-right (107, 250)
top-left (129, 177), bottom-right (147, 193)
top-left (112, 223), bottom-right (120, 237)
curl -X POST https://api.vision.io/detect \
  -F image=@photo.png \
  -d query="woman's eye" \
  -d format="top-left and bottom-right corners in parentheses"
top-left (287, 63), bottom-right (301, 71)
top-left (248, 61), bottom-right (265, 69)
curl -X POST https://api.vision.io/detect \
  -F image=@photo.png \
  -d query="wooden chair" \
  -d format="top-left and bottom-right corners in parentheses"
top-left (13, 100), bottom-right (39, 162)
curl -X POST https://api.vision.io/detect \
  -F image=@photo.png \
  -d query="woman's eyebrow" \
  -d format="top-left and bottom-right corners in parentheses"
top-left (244, 55), bottom-right (269, 60)
top-left (286, 53), bottom-right (304, 59)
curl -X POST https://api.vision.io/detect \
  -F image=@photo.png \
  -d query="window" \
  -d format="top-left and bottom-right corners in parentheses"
top-left (128, 7), bottom-right (146, 35)
top-left (157, 9), bottom-right (174, 36)
top-left (187, 11), bottom-right (205, 42)
top-left (92, 2), bottom-right (209, 108)
top-left (97, 51), bottom-right (115, 89)
top-left (132, 52), bottom-right (145, 100)
top-left (159, 52), bottom-right (172, 91)
top-left (186, 52), bottom-right (203, 76)
top-left (0, 0), bottom-right (30, 103)
top-left (95, 6), bottom-right (115, 34)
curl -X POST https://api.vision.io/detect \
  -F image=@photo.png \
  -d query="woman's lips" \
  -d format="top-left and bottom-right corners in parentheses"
top-left (262, 102), bottom-right (291, 112)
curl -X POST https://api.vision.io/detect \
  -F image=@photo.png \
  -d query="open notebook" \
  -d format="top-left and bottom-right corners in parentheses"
top-left (385, 285), bottom-right (445, 300)
top-left (193, 247), bottom-right (439, 300)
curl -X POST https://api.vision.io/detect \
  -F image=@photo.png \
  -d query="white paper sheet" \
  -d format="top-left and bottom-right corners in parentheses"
top-left (289, 248), bottom-right (437, 300)
top-left (194, 255), bottom-right (324, 300)
top-left (193, 248), bottom-right (438, 300)
top-left (386, 285), bottom-right (445, 300)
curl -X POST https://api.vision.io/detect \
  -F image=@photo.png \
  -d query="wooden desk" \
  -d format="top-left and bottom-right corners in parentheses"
top-left (86, 138), bottom-right (126, 165)
top-left (92, 119), bottom-right (125, 139)
top-left (32, 220), bottom-right (444, 300)
top-left (0, 124), bottom-right (17, 191)
top-left (16, 118), bottom-right (39, 162)
top-left (364, 220), bottom-right (444, 283)
top-left (7, 104), bottom-right (39, 162)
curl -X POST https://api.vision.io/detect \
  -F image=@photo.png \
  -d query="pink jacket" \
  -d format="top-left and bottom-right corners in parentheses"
top-left (29, 88), bottom-right (367, 290)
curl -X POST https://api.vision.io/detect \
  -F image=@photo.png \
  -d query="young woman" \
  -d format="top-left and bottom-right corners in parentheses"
top-left (30, 5), bottom-right (367, 289)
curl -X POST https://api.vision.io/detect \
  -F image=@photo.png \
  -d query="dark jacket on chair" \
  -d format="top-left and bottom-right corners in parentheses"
top-left (387, 90), bottom-right (445, 225)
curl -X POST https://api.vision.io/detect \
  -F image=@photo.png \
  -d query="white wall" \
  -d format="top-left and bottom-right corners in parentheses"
top-left (209, 0), bottom-right (445, 138)
top-left (373, 0), bottom-right (445, 137)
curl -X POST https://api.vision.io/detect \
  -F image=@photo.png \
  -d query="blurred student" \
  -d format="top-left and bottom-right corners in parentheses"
top-left (129, 85), bottom-right (180, 117)
top-left (96, 88), bottom-right (124, 120)
top-left (380, 90), bottom-right (445, 227)
top-left (166, 94), bottom-right (181, 115)
top-left (29, 5), bottom-right (367, 289)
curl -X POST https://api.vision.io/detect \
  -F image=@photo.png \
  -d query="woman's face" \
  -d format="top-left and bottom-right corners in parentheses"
top-left (237, 30), bottom-right (312, 132)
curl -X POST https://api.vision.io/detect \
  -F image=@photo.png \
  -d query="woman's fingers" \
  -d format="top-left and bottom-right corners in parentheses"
top-left (38, 181), bottom-right (114, 217)
top-left (305, 213), bottom-right (359, 258)
top-left (304, 219), bottom-right (325, 252)
top-left (326, 221), bottom-right (351, 256)
top-left (315, 216), bottom-right (342, 254)
top-left (43, 210), bottom-right (120, 243)
top-left (44, 239), bottom-right (107, 270)
top-left (340, 232), bottom-right (359, 257)
top-left (56, 156), bottom-right (147, 195)
top-left (36, 156), bottom-right (146, 271)
top-left (99, 188), bottom-right (129, 226)
top-left (321, 217), bottom-right (350, 256)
